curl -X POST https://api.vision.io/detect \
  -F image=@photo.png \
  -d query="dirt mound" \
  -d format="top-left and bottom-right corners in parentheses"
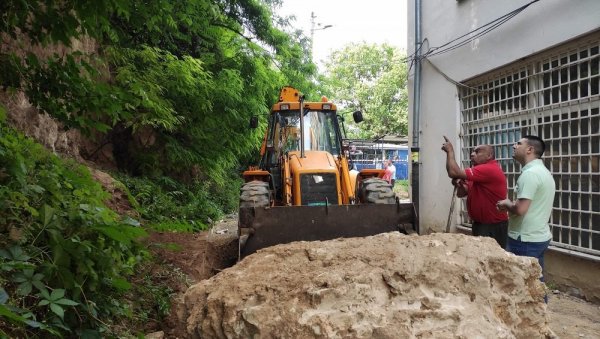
top-left (182, 232), bottom-right (553, 339)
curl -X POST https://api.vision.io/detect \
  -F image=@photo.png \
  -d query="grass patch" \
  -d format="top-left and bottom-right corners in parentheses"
top-left (393, 179), bottom-right (410, 197)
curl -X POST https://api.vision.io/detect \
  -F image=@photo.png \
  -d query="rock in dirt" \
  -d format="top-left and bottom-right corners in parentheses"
top-left (182, 232), bottom-right (554, 338)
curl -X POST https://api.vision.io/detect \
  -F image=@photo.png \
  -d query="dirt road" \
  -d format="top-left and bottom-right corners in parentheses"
top-left (547, 292), bottom-right (600, 338)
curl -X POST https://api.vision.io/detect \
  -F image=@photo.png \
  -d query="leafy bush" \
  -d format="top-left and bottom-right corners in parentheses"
top-left (0, 121), bottom-right (146, 337)
top-left (116, 173), bottom-right (242, 231)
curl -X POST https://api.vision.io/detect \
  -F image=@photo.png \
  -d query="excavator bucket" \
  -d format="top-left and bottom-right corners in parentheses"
top-left (238, 201), bottom-right (415, 258)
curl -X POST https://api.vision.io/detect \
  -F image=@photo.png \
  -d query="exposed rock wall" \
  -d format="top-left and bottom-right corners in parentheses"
top-left (2, 92), bottom-right (85, 159)
top-left (1, 33), bottom-right (106, 165)
top-left (1, 32), bottom-right (160, 173)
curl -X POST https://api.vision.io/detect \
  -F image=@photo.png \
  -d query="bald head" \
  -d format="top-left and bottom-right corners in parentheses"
top-left (471, 144), bottom-right (495, 165)
top-left (483, 145), bottom-right (495, 159)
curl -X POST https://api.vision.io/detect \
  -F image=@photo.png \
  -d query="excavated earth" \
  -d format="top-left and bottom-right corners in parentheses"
top-left (180, 232), bottom-right (554, 339)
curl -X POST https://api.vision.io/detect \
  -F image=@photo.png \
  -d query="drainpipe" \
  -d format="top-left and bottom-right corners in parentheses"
top-left (411, 0), bottom-right (422, 233)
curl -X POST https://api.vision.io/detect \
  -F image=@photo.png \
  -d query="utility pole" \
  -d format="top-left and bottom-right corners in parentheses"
top-left (310, 11), bottom-right (332, 62)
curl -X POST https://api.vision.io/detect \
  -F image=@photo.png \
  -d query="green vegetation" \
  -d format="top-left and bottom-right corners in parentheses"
top-left (394, 179), bottom-right (410, 197)
top-left (116, 173), bottom-right (241, 231)
top-left (0, 119), bottom-right (146, 337)
top-left (0, 0), bottom-right (409, 336)
top-left (0, 0), bottom-right (319, 335)
top-left (0, 0), bottom-right (318, 180)
top-left (320, 43), bottom-right (408, 139)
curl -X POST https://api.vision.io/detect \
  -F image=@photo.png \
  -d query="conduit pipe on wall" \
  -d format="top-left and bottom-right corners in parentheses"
top-left (411, 0), bottom-right (422, 232)
top-left (411, 0), bottom-right (422, 149)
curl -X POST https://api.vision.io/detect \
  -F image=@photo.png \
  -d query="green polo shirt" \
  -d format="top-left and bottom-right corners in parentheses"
top-left (508, 159), bottom-right (555, 242)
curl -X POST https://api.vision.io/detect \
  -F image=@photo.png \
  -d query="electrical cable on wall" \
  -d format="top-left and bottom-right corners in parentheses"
top-left (407, 38), bottom-right (429, 77)
top-left (424, 58), bottom-right (485, 93)
top-left (404, 0), bottom-right (541, 66)
top-left (424, 0), bottom-right (540, 58)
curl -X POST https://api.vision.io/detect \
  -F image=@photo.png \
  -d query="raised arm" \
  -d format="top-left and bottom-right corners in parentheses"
top-left (441, 136), bottom-right (467, 179)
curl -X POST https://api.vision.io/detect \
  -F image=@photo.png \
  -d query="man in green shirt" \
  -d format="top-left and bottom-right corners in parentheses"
top-left (497, 135), bottom-right (555, 302)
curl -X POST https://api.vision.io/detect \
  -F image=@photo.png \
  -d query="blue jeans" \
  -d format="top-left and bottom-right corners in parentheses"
top-left (507, 236), bottom-right (550, 302)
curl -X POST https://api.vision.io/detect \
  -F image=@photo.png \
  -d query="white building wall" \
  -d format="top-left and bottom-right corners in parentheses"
top-left (407, 0), bottom-right (600, 233)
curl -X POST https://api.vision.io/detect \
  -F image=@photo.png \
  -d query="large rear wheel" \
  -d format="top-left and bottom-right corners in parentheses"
top-left (357, 177), bottom-right (396, 204)
top-left (239, 181), bottom-right (270, 208)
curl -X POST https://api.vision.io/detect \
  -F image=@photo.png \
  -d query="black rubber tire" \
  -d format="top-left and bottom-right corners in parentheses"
top-left (238, 181), bottom-right (270, 259)
top-left (358, 177), bottom-right (396, 204)
top-left (239, 181), bottom-right (270, 208)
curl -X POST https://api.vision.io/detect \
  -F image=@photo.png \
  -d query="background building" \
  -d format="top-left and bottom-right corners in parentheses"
top-left (349, 137), bottom-right (409, 180)
top-left (408, 0), bottom-right (600, 301)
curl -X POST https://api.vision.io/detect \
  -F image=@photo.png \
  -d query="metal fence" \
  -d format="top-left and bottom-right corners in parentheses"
top-left (458, 31), bottom-right (600, 260)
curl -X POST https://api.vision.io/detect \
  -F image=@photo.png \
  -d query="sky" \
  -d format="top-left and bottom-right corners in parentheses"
top-left (277, 0), bottom-right (408, 67)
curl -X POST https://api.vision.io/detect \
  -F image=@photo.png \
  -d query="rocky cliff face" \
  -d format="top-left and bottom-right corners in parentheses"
top-left (182, 232), bottom-right (553, 339)
top-left (1, 33), bottom-right (109, 166)
top-left (2, 33), bottom-right (165, 175)
top-left (2, 91), bottom-right (87, 160)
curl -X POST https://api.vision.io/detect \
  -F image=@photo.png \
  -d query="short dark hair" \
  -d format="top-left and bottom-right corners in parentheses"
top-left (523, 135), bottom-right (545, 158)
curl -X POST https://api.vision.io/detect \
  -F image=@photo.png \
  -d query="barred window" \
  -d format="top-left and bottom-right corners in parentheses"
top-left (459, 31), bottom-right (600, 260)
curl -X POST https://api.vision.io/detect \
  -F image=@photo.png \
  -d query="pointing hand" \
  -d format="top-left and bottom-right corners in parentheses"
top-left (441, 136), bottom-right (454, 153)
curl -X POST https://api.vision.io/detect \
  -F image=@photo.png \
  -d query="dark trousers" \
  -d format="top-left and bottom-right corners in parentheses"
top-left (507, 236), bottom-right (551, 303)
top-left (472, 221), bottom-right (508, 249)
top-left (507, 237), bottom-right (550, 278)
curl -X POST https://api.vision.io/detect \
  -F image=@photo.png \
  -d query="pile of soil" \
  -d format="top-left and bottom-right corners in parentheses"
top-left (181, 232), bottom-right (553, 338)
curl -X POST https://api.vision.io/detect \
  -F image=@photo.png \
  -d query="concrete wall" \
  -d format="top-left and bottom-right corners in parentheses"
top-left (545, 250), bottom-right (600, 303)
top-left (408, 0), bottom-right (600, 233)
top-left (407, 0), bottom-right (600, 299)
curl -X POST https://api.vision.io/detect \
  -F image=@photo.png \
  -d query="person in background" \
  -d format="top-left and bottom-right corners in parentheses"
top-left (441, 136), bottom-right (509, 248)
top-left (496, 135), bottom-right (555, 302)
top-left (382, 160), bottom-right (393, 184)
top-left (386, 159), bottom-right (397, 186)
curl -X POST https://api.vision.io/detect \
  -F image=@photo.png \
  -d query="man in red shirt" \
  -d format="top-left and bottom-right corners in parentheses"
top-left (441, 136), bottom-right (508, 248)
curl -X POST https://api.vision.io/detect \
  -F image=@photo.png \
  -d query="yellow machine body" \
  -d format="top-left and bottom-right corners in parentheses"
top-left (239, 86), bottom-right (414, 257)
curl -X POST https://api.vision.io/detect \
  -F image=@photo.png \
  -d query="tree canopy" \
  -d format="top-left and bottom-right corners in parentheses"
top-left (0, 0), bottom-right (318, 181)
top-left (0, 1), bottom-right (322, 336)
top-left (320, 43), bottom-right (408, 139)
top-left (0, 2), bottom-right (412, 335)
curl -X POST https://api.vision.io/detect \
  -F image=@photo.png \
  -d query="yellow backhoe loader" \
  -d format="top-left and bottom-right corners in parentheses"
top-left (239, 86), bottom-right (415, 257)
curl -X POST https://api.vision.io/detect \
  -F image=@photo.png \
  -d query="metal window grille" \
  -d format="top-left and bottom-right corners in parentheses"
top-left (458, 31), bottom-right (600, 260)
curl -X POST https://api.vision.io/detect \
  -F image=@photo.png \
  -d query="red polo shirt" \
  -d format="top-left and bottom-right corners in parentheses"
top-left (464, 159), bottom-right (508, 223)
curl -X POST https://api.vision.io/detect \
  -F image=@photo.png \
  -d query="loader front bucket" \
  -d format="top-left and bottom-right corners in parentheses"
top-left (238, 202), bottom-right (415, 258)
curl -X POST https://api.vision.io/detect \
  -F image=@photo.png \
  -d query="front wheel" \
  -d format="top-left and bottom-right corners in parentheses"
top-left (238, 180), bottom-right (271, 259)
top-left (357, 177), bottom-right (395, 204)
